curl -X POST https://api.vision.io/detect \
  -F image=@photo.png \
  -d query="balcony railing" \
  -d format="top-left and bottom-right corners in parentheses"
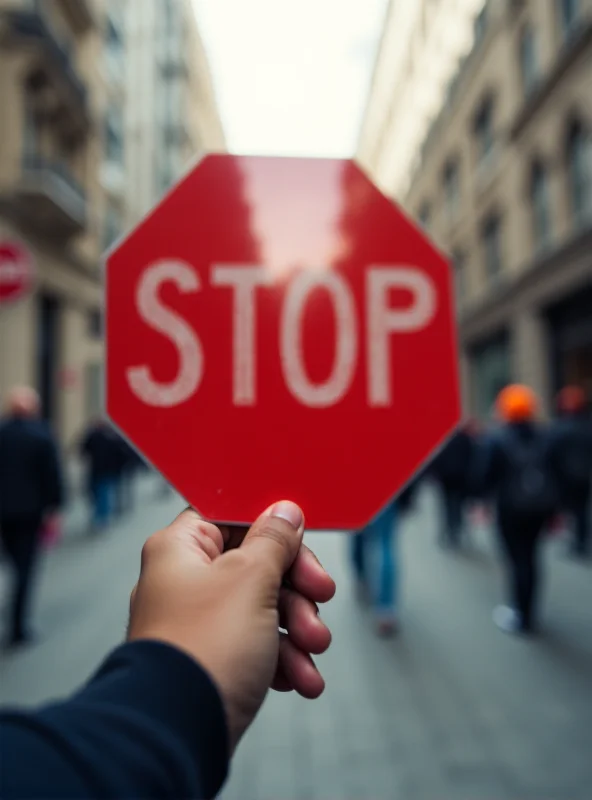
top-left (2, 7), bottom-right (89, 123)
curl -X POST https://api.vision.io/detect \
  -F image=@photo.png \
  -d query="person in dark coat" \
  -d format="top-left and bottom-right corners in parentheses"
top-left (0, 387), bottom-right (64, 646)
top-left (112, 435), bottom-right (139, 517)
top-left (550, 386), bottom-right (591, 558)
top-left (79, 418), bottom-right (121, 532)
top-left (0, 501), bottom-right (336, 799)
top-left (475, 385), bottom-right (559, 634)
top-left (430, 425), bottom-right (474, 548)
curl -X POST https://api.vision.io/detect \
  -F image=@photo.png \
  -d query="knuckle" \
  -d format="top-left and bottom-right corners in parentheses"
top-left (221, 548), bottom-right (250, 572)
top-left (251, 520), bottom-right (290, 552)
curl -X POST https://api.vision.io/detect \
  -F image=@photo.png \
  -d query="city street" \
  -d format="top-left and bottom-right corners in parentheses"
top-left (1, 479), bottom-right (591, 800)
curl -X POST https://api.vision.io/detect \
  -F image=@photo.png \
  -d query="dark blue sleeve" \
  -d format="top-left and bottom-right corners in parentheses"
top-left (0, 641), bottom-right (229, 799)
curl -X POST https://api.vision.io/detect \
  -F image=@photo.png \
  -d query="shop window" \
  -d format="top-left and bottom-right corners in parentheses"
top-left (530, 161), bottom-right (552, 252)
top-left (471, 335), bottom-right (512, 419)
top-left (480, 213), bottom-right (503, 280)
top-left (566, 121), bottom-right (592, 229)
top-left (519, 25), bottom-right (539, 96)
top-left (38, 294), bottom-right (59, 424)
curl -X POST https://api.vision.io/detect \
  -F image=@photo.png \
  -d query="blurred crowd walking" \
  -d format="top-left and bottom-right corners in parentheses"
top-left (0, 386), bottom-right (144, 648)
top-left (351, 383), bottom-right (591, 638)
top-left (1, 380), bottom-right (590, 650)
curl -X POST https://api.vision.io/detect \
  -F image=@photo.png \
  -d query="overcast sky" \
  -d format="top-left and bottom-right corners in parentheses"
top-left (192, 0), bottom-right (387, 157)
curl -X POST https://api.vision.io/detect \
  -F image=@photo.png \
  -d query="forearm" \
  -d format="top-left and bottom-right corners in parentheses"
top-left (0, 641), bottom-right (229, 800)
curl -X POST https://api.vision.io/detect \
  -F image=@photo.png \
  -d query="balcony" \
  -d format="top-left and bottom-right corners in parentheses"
top-left (4, 156), bottom-right (87, 239)
top-left (0, 6), bottom-right (90, 133)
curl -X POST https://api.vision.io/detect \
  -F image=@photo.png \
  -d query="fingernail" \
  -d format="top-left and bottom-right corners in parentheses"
top-left (269, 500), bottom-right (304, 530)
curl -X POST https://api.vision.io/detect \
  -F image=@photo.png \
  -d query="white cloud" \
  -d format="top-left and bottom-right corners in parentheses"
top-left (193, 0), bottom-right (387, 156)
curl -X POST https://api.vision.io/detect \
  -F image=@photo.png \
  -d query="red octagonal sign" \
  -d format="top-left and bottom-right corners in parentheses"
top-left (106, 155), bottom-right (460, 529)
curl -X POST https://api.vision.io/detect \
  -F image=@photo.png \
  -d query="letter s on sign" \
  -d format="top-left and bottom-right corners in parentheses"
top-left (126, 260), bottom-right (203, 407)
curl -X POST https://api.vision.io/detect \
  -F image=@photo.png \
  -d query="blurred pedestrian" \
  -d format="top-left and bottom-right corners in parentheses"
top-left (0, 502), bottom-right (335, 799)
top-left (550, 386), bottom-right (591, 558)
top-left (475, 384), bottom-right (559, 634)
top-left (79, 418), bottom-right (120, 532)
top-left (113, 435), bottom-right (138, 517)
top-left (0, 387), bottom-right (63, 646)
top-left (351, 483), bottom-right (417, 636)
top-left (430, 425), bottom-right (474, 548)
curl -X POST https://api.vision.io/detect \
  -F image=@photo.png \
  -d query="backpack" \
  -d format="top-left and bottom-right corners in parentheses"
top-left (499, 430), bottom-right (558, 517)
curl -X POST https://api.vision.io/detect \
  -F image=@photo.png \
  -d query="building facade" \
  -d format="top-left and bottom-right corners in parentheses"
top-left (357, 0), bottom-right (486, 200)
top-left (124, 0), bottom-right (225, 226)
top-left (0, 0), bottom-right (225, 445)
top-left (401, 0), bottom-right (592, 416)
top-left (0, 0), bottom-right (106, 444)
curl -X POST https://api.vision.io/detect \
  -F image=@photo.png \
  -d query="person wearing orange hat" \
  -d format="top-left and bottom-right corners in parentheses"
top-left (550, 386), bottom-right (591, 558)
top-left (476, 384), bottom-right (559, 634)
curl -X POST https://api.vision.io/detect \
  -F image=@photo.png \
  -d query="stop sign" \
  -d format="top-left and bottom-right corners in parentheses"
top-left (0, 241), bottom-right (34, 304)
top-left (106, 155), bottom-right (460, 529)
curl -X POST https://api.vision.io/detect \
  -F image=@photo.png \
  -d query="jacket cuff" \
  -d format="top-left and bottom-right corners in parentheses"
top-left (90, 640), bottom-right (229, 798)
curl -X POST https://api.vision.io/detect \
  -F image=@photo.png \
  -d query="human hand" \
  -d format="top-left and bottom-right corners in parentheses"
top-left (127, 501), bottom-right (335, 750)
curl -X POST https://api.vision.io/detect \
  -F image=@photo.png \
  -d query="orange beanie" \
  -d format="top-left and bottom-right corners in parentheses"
top-left (496, 384), bottom-right (538, 422)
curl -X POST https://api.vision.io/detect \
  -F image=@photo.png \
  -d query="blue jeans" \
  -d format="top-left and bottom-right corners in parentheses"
top-left (351, 503), bottom-right (398, 615)
top-left (91, 477), bottom-right (114, 529)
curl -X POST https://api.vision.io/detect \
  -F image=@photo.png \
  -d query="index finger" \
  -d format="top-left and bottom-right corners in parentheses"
top-left (286, 543), bottom-right (336, 604)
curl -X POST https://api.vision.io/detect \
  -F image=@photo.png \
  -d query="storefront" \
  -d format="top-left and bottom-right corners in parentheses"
top-left (548, 283), bottom-right (592, 403)
top-left (0, 218), bottom-right (103, 445)
top-left (469, 332), bottom-right (512, 419)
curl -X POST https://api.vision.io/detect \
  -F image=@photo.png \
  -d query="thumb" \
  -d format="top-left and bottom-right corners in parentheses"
top-left (239, 501), bottom-right (305, 584)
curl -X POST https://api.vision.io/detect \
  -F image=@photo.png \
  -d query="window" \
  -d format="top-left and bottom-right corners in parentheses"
top-left (566, 121), bottom-right (592, 229)
top-left (481, 214), bottom-right (502, 279)
top-left (104, 15), bottom-right (124, 78)
top-left (471, 335), bottom-right (511, 418)
top-left (474, 5), bottom-right (488, 44)
top-left (86, 363), bottom-right (103, 418)
top-left (558, 0), bottom-right (579, 37)
top-left (22, 97), bottom-right (40, 163)
top-left (88, 309), bottom-right (102, 338)
top-left (474, 96), bottom-right (494, 165)
top-left (104, 107), bottom-right (123, 165)
top-left (451, 249), bottom-right (465, 303)
top-left (443, 159), bottom-right (460, 221)
top-left (418, 201), bottom-right (431, 230)
top-left (519, 26), bottom-right (538, 95)
top-left (530, 161), bottom-right (552, 252)
top-left (102, 202), bottom-right (120, 250)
